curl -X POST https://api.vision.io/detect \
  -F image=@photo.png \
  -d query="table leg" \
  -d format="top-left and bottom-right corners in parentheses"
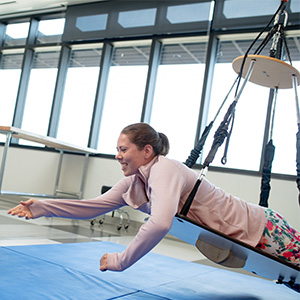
top-left (78, 153), bottom-right (89, 199)
top-left (53, 150), bottom-right (64, 197)
top-left (0, 133), bottom-right (12, 193)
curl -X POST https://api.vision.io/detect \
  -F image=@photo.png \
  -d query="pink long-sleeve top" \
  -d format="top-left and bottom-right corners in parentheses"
top-left (29, 155), bottom-right (266, 271)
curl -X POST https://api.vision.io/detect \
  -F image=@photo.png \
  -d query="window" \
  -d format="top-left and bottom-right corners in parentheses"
top-left (0, 50), bottom-right (23, 142)
top-left (166, 2), bottom-right (213, 24)
top-left (36, 18), bottom-right (65, 44)
top-left (76, 14), bottom-right (108, 32)
top-left (271, 60), bottom-right (300, 175)
top-left (20, 48), bottom-right (61, 146)
top-left (150, 38), bottom-right (208, 161)
top-left (1, 1), bottom-right (299, 178)
top-left (223, 0), bottom-right (278, 19)
top-left (3, 22), bottom-right (30, 46)
top-left (203, 37), bottom-right (270, 171)
top-left (63, 1), bottom-right (213, 42)
top-left (56, 46), bottom-right (102, 147)
top-left (97, 41), bottom-right (151, 154)
top-left (203, 34), bottom-right (300, 175)
top-left (205, 63), bottom-right (269, 171)
top-left (118, 8), bottom-right (157, 28)
top-left (290, 1), bottom-right (300, 13)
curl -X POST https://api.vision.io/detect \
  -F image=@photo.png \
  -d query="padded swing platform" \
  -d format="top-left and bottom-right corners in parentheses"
top-left (169, 214), bottom-right (300, 289)
top-left (232, 55), bottom-right (300, 89)
top-left (1, 241), bottom-right (299, 299)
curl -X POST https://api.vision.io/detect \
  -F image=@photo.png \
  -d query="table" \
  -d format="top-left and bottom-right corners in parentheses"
top-left (0, 126), bottom-right (98, 199)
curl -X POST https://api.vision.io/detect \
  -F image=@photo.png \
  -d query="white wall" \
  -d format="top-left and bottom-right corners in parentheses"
top-left (1, 146), bottom-right (299, 230)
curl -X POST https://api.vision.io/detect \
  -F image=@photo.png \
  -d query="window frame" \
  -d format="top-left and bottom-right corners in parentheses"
top-left (0, 1), bottom-right (299, 181)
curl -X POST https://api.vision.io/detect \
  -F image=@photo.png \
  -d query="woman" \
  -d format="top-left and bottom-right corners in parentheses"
top-left (7, 123), bottom-right (300, 271)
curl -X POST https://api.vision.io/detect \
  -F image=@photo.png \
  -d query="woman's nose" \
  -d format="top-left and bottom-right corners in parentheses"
top-left (115, 152), bottom-right (121, 160)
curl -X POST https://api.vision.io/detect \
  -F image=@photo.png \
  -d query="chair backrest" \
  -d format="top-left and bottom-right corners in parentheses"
top-left (101, 185), bottom-right (112, 194)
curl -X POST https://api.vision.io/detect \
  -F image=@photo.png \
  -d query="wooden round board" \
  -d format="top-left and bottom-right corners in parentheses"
top-left (232, 55), bottom-right (300, 89)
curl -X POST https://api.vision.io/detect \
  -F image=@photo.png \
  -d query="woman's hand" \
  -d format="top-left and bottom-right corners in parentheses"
top-left (99, 253), bottom-right (108, 272)
top-left (7, 198), bottom-right (37, 219)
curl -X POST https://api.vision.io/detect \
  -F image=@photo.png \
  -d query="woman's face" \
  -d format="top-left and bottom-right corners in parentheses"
top-left (116, 134), bottom-right (154, 176)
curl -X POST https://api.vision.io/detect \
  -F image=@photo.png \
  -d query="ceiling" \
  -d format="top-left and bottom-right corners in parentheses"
top-left (0, 0), bottom-right (105, 18)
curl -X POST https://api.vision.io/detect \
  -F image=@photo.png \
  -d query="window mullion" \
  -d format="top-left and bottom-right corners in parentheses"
top-left (12, 18), bottom-right (38, 133)
top-left (47, 44), bottom-right (71, 138)
top-left (141, 39), bottom-right (162, 123)
top-left (0, 23), bottom-right (5, 46)
top-left (196, 33), bottom-right (219, 147)
top-left (88, 42), bottom-right (113, 149)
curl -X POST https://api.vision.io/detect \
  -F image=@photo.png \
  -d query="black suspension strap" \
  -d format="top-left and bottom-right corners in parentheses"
top-left (180, 100), bottom-right (237, 216)
top-left (218, 57), bottom-right (256, 166)
top-left (292, 75), bottom-right (300, 206)
top-left (259, 140), bottom-right (276, 207)
top-left (258, 5), bottom-right (290, 207)
top-left (221, 109), bottom-right (235, 165)
top-left (184, 76), bottom-right (239, 168)
top-left (180, 0), bottom-right (288, 216)
top-left (259, 85), bottom-right (278, 208)
top-left (296, 127), bottom-right (300, 206)
top-left (234, 0), bottom-right (287, 99)
top-left (181, 52), bottom-right (256, 217)
top-left (202, 101), bottom-right (236, 168)
top-left (184, 121), bottom-right (213, 169)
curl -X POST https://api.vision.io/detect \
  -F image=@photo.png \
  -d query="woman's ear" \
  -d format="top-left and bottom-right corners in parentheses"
top-left (144, 144), bottom-right (154, 159)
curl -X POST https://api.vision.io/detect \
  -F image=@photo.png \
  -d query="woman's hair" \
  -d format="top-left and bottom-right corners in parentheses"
top-left (121, 123), bottom-right (169, 156)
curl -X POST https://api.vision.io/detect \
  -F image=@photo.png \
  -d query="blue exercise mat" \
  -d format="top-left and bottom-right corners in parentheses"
top-left (0, 246), bottom-right (133, 300)
top-left (0, 241), bottom-right (298, 299)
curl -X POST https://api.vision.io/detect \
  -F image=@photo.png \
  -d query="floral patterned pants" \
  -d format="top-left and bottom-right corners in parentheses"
top-left (255, 208), bottom-right (300, 267)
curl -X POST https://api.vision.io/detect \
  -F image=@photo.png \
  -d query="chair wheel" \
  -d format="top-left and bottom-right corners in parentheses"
top-left (117, 225), bottom-right (122, 230)
top-left (124, 224), bottom-right (129, 229)
top-left (90, 220), bottom-right (95, 226)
